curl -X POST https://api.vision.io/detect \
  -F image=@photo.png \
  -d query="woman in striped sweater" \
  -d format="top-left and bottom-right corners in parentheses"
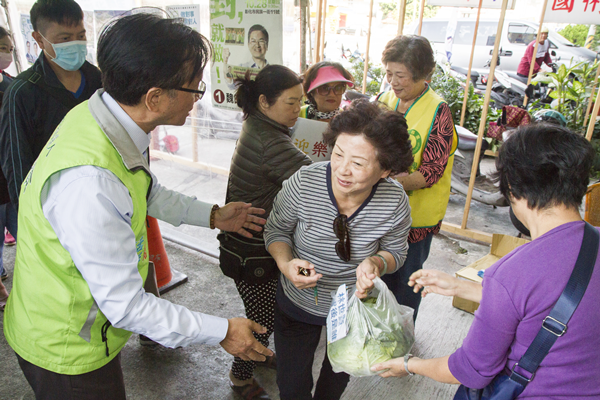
top-left (264, 100), bottom-right (414, 400)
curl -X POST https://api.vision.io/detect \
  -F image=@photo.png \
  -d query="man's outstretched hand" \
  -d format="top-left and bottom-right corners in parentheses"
top-left (220, 318), bottom-right (274, 361)
top-left (215, 202), bottom-right (266, 238)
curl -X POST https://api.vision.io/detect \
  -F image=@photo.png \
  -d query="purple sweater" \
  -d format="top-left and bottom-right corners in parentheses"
top-left (449, 221), bottom-right (600, 399)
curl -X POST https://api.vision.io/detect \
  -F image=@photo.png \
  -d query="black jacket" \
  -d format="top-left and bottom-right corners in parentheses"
top-left (0, 55), bottom-right (102, 209)
top-left (227, 112), bottom-right (312, 238)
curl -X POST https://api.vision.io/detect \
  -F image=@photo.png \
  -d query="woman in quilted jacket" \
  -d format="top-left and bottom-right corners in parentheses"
top-left (219, 65), bottom-right (312, 400)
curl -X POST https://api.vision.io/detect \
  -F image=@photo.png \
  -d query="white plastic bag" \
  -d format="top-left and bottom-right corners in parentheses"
top-left (327, 277), bottom-right (415, 377)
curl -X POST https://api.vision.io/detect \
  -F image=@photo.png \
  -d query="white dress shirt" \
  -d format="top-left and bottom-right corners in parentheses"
top-left (40, 92), bottom-right (229, 348)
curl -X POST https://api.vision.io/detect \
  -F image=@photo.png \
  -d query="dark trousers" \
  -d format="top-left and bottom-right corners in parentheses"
top-left (16, 352), bottom-right (126, 400)
top-left (274, 304), bottom-right (350, 400)
top-left (381, 232), bottom-right (434, 322)
top-left (0, 201), bottom-right (17, 276)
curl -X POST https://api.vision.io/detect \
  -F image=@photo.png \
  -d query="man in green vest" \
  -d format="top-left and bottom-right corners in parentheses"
top-left (3, 14), bottom-right (272, 399)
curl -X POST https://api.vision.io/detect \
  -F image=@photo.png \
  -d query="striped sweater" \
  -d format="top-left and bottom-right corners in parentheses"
top-left (264, 162), bottom-right (411, 318)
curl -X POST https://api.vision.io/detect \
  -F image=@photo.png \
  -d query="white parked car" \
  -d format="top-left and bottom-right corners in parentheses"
top-left (407, 18), bottom-right (598, 75)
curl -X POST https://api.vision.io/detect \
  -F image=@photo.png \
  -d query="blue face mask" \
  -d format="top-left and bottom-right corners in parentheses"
top-left (41, 34), bottom-right (87, 71)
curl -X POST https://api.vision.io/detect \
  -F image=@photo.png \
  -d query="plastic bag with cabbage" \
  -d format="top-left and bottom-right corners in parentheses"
top-left (327, 277), bottom-right (415, 377)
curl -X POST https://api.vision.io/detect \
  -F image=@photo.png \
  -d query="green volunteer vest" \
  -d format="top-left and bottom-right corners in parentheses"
top-left (3, 100), bottom-right (151, 375)
top-left (377, 88), bottom-right (458, 228)
top-left (300, 105), bottom-right (309, 119)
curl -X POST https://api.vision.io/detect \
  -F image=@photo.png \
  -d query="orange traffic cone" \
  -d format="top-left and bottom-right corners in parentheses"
top-left (146, 216), bottom-right (188, 294)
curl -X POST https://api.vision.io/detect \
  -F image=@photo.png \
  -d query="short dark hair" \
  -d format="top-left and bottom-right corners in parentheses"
top-left (30, 0), bottom-right (84, 34)
top-left (324, 100), bottom-right (413, 175)
top-left (235, 65), bottom-right (302, 120)
top-left (302, 61), bottom-right (353, 105)
top-left (248, 24), bottom-right (269, 45)
top-left (382, 35), bottom-right (435, 82)
top-left (495, 123), bottom-right (594, 210)
top-left (98, 14), bottom-right (212, 106)
top-left (0, 27), bottom-right (10, 40)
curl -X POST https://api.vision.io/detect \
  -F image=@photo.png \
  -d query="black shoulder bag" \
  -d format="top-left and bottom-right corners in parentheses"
top-left (454, 222), bottom-right (599, 400)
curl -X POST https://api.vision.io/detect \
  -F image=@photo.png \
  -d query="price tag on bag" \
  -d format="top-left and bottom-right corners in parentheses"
top-left (326, 284), bottom-right (348, 344)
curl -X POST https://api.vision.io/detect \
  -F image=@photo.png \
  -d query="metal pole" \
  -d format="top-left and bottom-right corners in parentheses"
top-left (397, 0), bottom-right (407, 36)
top-left (461, 0), bottom-right (509, 230)
top-left (320, 0), bottom-right (328, 61)
top-left (459, 0), bottom-right (483, 127)
top-left (362, 0), bottom-right (375, 94)
top-left (417, 0), bottom-right (425, 36)
top-left (315, 0), bottom-right (322, 62)
top-left (583, 62), bottom-right (600, 129)
top-left (586, 88), bottom-right (600, 141)
top-left (523, 0), bottom-right (548, 106)
top-left (300, 0), bottom-right (307, 72)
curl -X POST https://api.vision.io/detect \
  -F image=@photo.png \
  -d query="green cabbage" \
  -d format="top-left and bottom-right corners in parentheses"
top-left (327, 296), bottom-right (414, 377)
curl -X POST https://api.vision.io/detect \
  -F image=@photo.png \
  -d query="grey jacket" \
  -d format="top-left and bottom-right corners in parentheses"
top-left (227, 112), bottom-right (312, 238)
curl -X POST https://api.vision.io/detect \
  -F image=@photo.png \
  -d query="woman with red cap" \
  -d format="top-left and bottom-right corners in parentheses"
top-left (300, 62), bottom-right (354, 123)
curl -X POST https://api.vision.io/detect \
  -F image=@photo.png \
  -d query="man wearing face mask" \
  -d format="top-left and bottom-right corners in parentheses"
top-left (0, 0), bottom-right (102, 210)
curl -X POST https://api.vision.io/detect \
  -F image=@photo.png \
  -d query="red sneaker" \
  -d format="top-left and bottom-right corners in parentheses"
top-left (4, 231), bottom-right (15, 246)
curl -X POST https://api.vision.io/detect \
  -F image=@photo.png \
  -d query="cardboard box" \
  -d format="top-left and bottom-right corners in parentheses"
top-left (452, 234), bottom-right (530, 314)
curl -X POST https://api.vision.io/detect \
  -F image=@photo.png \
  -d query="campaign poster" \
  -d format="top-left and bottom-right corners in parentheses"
top-left (545, 0), bottom-right (600, 25)
top-left (20, 14), bottom-right (39, 65)
top-left (290, 118), bottom-right (330, 162)
top-left (166, 5), bottom-right (201, 31)
top-left (210, 0), bottom-right (283, 111)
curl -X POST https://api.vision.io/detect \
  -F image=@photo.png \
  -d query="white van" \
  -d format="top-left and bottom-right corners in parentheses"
top-left (408, 18), bottom-right (598, 75)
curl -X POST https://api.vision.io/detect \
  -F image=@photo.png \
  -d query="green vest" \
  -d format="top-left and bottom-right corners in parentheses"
top-left (377, 88), bottom-right (458, 229)
top-left (3, 92), bottom-right (151, 375)
top-left (300, 105), bottom-right (309, 119)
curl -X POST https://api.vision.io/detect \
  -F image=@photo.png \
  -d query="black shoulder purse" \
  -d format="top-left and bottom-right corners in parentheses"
top-left (454, 222), bottom-right (599, 400)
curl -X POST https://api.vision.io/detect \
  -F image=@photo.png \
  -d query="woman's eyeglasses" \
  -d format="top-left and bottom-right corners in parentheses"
top-left (315, 83), bottom-right (347, 96)
top-left (176, 81), bottom-right (206, 99)
top-left (333, 214), bottom-right (351, 262)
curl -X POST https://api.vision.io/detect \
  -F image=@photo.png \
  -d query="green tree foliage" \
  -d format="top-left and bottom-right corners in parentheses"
top-left (379, 0), bottom-right (438, 23)
top-left (349, 59), bottom-right (385, 96)
top-left (429, 66), bottom-right (501, 136)
top-left (379, 1), bottom-right (397, 20)
top-left (558, 24), bottom-right (600, 49)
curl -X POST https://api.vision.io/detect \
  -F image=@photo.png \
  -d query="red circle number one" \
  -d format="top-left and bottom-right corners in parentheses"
top-left (214, 89), bottom-right (225, 104)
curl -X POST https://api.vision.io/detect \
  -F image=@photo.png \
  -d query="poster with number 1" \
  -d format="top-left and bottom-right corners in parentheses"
top-left (209, 0), bottom-right (283, 111)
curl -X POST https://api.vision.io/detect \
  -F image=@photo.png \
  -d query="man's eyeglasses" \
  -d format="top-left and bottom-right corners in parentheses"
top-left (315, 83), bottom-right (347, 96)
top-left (176, 81), bottom-right (206, 100)
top-left (333, 214), bottom-right (351, 262)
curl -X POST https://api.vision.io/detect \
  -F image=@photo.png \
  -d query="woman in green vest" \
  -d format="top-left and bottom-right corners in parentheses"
top-left (300, 62), bottom-right (353, 123)
top-left (377, 35), bottom-right (458, 322)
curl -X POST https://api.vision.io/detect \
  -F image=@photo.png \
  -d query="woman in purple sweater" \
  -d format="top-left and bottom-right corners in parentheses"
top-left (371, 123), bottom-right (600, 399)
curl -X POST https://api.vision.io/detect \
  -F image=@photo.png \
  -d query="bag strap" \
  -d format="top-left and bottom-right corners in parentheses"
top-left (509, 222), bottom-right (599, 387)
top-left (19, 69), bottom-right (80, 110)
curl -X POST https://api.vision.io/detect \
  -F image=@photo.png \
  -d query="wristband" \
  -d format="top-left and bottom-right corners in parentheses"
top-left (209, 204), bottom-right (220, 230)
top-left (404, 353), bottom-right (414, 376)
top-left (372, 254), bottom-right (388, 276)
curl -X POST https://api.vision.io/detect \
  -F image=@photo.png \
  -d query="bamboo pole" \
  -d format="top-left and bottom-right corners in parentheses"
top-left (307, 3), bottom-right (313, 64)
top-left (417, 0), bottom-right (425, 35)
top-left (523, 0), bottom-right (548, 107)
top-left (362, 0), bottom-right (375, 94)
top-left (397, 0), bottom-right (407, 36)
top-left (461, 0), bottom-right (509, 230)
top-left (583, 62), bottom-right (600, 129)
top-left (586, 88), bottom-right (600, 141)
top-left (320, 0), bottom-right (328, 61)
top-left (300, 0), bottom-right (307, 72)
top-left (459, 0), bottom-right (483, 127)
top-left (315, 0), bottom-right (322, 62)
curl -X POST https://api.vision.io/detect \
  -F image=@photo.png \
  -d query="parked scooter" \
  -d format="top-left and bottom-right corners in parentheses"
top-left (450, 125), bottom-right (509, 207)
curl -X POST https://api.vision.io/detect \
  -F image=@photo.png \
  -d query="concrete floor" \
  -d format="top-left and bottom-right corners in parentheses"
top-left (0, 155), bottom-right (513, 400)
